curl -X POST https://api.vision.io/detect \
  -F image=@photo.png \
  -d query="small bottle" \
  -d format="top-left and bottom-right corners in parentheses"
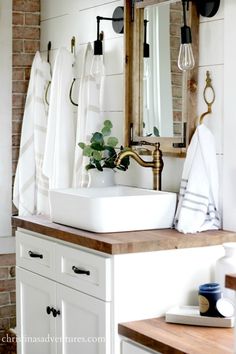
top-left (215, 242), bottom-right (236, 302)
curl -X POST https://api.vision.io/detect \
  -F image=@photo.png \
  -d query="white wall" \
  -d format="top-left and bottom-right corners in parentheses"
top-left (0, 0), bottom-right (12, 243)
top-left (41, 0), bottom-right (236, 229)
top-left (223, 0), bottom-right (236, 231)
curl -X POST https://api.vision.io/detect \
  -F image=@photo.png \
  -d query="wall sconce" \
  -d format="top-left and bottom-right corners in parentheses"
top-left (92, 6), bottom-right (124, 78)
top-left (178, 0), bottom-right (195, 71)
top-left (178, 0), bottom-right (221, 71)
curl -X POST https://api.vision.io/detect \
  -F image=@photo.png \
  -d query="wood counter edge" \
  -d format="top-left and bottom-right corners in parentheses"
top-left (12, 215), bottom-right (236, 255)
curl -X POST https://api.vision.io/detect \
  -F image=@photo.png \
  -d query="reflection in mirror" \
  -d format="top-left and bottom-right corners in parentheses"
top-left (142, 1), bottom-right (183, 138)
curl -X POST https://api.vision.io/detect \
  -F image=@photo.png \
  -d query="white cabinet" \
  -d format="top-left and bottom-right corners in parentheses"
top-left (122, 340), bottom-right (159, 354)
top-left (16, 268), bottom-right (56, 354)
top-left (16, 231), bottom-right (111, 354)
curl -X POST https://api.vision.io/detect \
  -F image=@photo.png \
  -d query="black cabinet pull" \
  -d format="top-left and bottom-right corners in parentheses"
top-left (52, 309), bottom-right (60, 318)
top-left (28, 251), bottom-right (43, 259)
top-left (46, 306), bottom-right (53, 315)
top-left (72, 266), bottom-right (90, 276)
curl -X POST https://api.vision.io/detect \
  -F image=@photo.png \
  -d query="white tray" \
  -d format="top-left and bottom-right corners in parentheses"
top-left (165, 305), bottom-right (235, 328)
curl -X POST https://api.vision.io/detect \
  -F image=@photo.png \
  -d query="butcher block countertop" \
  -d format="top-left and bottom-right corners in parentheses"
top-left (118, 317), bottom-right (234, 354)
top-left (12, 215), bottom-right (236, 255)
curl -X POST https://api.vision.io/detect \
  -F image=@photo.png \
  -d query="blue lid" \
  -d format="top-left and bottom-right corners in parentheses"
top-left (199, 282), bottom-right (221, 293)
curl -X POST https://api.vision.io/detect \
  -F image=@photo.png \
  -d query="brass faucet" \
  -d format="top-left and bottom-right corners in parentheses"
top-left (115, 142), bottom-right (164, 191)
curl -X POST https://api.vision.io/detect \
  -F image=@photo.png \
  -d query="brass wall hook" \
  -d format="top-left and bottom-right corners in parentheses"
top-left (199, 70), bottom-right (215, 124)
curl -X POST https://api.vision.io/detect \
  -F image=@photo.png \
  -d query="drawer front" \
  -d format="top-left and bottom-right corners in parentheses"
top-left (55, 244), bottom-right (111, 301)
top-left (16, 231), bottom-right (55, 279)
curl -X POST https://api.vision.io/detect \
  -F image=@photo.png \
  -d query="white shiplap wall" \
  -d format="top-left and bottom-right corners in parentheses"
top-left (41, 0), bottom-right (236, 230)
top-left (40, 0), bottom-right (125, 145)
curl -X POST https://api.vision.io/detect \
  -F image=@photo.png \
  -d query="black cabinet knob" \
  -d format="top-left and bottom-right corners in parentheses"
top-left (72, 266), bottom-right (90, 276)
top-left (46, 306), bottom-right (53, 315)
top-left (28, 251), bottom-right (43, 259)
top-left (52, 309), bottom-right (61, 318)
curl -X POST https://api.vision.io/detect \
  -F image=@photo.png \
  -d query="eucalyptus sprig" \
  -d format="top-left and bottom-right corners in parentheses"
top-left (78, 120), bottom-right (130, 172)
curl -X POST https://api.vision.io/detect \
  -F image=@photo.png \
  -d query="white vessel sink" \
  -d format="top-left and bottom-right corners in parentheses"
top-left (49, 186), bottom-right (177, 233)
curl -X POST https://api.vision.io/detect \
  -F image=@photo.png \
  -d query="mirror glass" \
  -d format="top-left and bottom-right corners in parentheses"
top-left (141, 1), bottom-right (183, 138)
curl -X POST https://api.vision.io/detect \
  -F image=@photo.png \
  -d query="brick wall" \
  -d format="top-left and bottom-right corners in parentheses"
top-left (0, 1), bottom-right (40, 352)
top-left (0, 254), bottom-right (16, 353)
top-left (12, 0), bottom-right (40, 195)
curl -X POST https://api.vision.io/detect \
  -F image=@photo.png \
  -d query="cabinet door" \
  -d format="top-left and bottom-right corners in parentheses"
top-left (16, 267), bottom-right (57, 354)
top-left (56, 283), bottom-right (111, 354)
top-left (122, 340), bottom-right (160, 354)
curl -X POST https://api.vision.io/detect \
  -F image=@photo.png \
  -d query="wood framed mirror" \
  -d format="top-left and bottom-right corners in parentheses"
top-left (124, 0), bottom-right (199, 156)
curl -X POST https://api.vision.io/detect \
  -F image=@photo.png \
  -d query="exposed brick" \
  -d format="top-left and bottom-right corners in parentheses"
top-left (0, 280), bottom-right (15, 294)
top-left (13, 53), bottom-right (35, 67)
top-left (0, 256), bottom-right (15, 267)
top-left (12, 80), bottom-right (28, 94)
top-left (12, 12), bottom-right (24, 26)
top-left (0, 319), bottom-right (9, 331)
top-left (12, 121), bottom-right (22, 135)
top-left (24, 67), bottom-right (31, 80)
top-left (9, 268), bottom-right (15, 279)
top-left (0, 269), bottom-right (9, 281)
top-left (0, 305), bottom-right (16, 318)
top-left (13, 0), bottom-right (40, 12)
top-left (13, 68), bottom-right (24, 81)
top-left (12, 108), bottom-right (24, 121)
top-left (12, 93), bottom-right (26, 108)
top-left (13, 26), bottom-right (40, 40)
top-left (9, 317), bottom-right (16, 329)
top-left (12, 162), bottom-right (18, 176)
top-left (12, 135), bottom-right (21, 147)
top-left (25, 13), bottom-right (40, 26)
top-left (24, 39), bottom-right (40, 53)
top-left (13, 39), bottom-right (23, 53)
top-left (0, 294), bottom-right (10, 307)
top-left (12, 148), bottom-right (20, 161)
top-left (10, 292), bottom-right (16, 305)
top-left (173, 111), bottom-right (182, 122)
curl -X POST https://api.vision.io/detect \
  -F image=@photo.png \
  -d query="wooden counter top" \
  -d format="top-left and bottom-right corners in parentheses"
top-left (118, 317), bottom-right (234, 354)
top-left (12, 215), bottom-right (236, 255)
top-left (226, 274), bottom-right (236, 291)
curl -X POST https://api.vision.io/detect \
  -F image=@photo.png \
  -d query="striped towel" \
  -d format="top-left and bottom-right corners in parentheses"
top-left (174, 124), bottom-right (221, 233)
top-left (13, 52), bottom-right (51, 216)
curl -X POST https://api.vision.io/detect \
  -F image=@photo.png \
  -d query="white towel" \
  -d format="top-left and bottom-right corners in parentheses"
top-left (13, 52), bottom-right (51, 216)
top-left (43, 47), bottom-right (76, 189)
top-left (73, 43), bottom-right (103, 187)
top-left (174, 124), bottom-right (221, 233)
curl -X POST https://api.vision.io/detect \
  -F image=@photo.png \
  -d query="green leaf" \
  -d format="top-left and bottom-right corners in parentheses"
top-left (107, 137), bottom-right (118, 147)
top-left (90, 132), bottom-right (104, 145)
top-left (101, 126), bottom-right (111, 136)
top-left (92, 150), bottom-right (102, 161)
top-left (95, 161), bottom-right (103, 171)
top-left (153, 126), bottom-right (160, 137)
top-left (90, 143), bottom-right (104, 151)
top-left (103, 120), bottom-right (113, 129)
top-left (83, 146), bottom-right (93, 157)
top-left (78, 142), bottom-right (86, 149)
top-left (85, 164), bottom-right (95, 171)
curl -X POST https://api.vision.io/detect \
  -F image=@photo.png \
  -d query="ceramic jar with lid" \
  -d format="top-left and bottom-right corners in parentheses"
top-left (215, 242), bottom-right (236, 301)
